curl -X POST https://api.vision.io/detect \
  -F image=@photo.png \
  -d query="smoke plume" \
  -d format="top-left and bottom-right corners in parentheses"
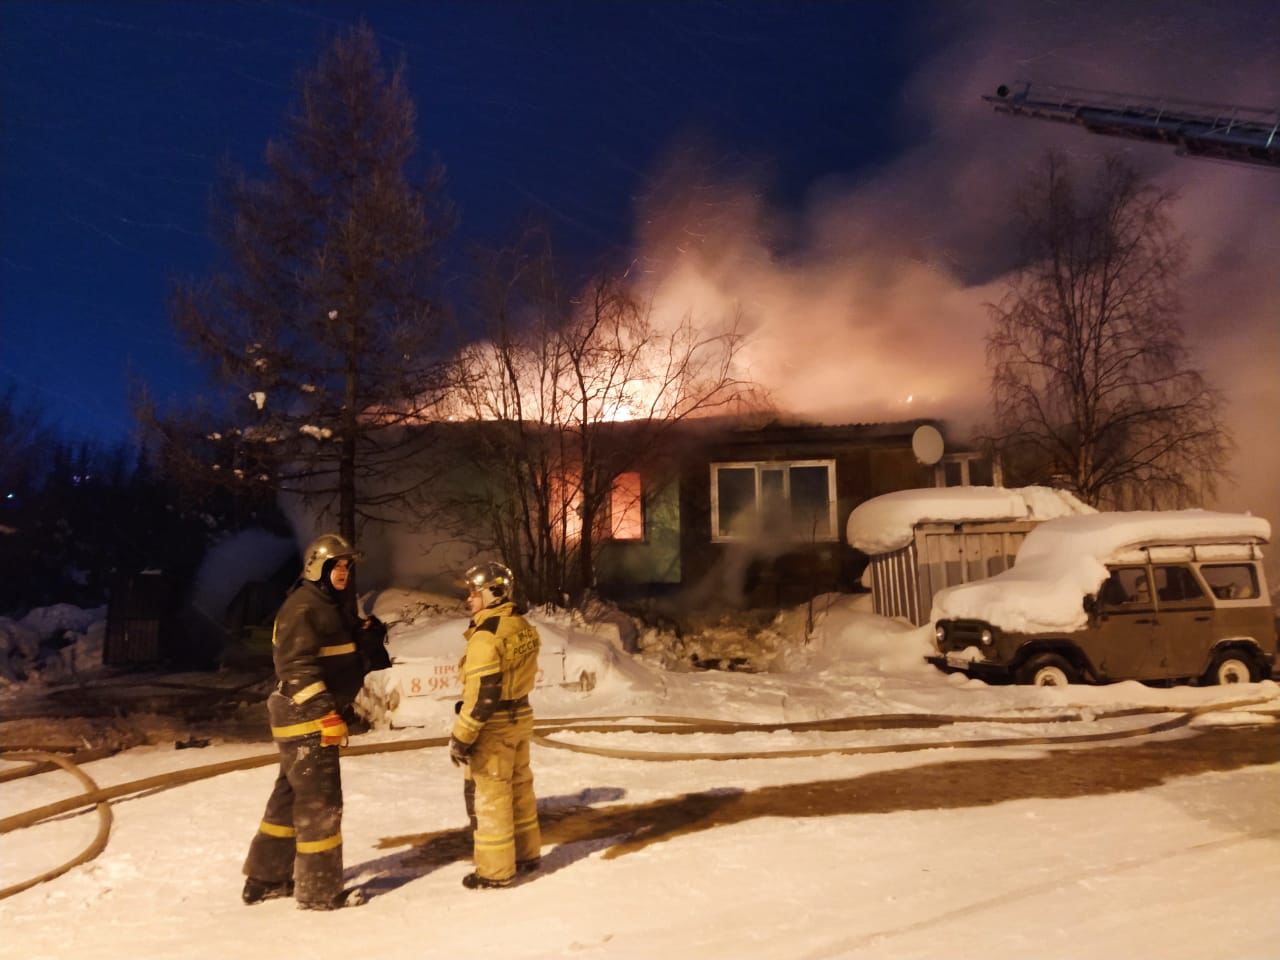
top-left (628, 0), bottom-right (1279, 555)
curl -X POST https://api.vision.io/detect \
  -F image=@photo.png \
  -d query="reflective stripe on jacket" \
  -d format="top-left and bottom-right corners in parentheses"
top-left (271, 579), bottom-right (366, 717)
top-left (451, 602), bottom-right (540, 746)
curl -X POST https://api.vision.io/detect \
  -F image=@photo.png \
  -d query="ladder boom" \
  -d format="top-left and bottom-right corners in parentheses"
top-left (985, 83), bottom-right (1280, 169)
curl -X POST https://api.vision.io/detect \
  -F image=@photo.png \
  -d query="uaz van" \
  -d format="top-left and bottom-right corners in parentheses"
top-left (929, 511), bottom-right (1277, 687)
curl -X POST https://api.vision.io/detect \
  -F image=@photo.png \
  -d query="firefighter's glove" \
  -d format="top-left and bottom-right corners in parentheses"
top-left (319, 711), bottom-right (349, 748)
top-left (449, 736), bottom-right (473, 767)
top-left (359, 616), bottom-right (392, 671)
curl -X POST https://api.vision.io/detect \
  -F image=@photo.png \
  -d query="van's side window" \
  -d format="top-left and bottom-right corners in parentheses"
top-left (1100, 567), bottom-right (1152, 607)
top-left (1199, 564), bottom-right (1259, 601)
top-left (1152, 565), bottom-right (1205, 603)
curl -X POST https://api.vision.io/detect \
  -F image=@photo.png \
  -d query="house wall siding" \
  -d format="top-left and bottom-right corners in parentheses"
top-left (654, 431), bottom-right (940, 608)
top-left (596, 479), bottom-right (682, 588)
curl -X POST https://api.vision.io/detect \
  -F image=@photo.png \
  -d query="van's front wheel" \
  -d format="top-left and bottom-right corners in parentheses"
top-left (1016, 653), bottom-right (1079, 687)
top-left (1206, 651), bottom-right (1259, 685)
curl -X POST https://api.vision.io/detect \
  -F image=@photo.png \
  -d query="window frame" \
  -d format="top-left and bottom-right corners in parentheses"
top-left (1099, 565), bottom-right (1156, 610)
top-left (934, 453), bottom-right (1001, 488)
top-left (1196, 562), bottom-right (1261, 603)
top-left (604, 470), bottom-right (646, 542)
top-left (709, 459), bottom-right (838, 543)
top-left (1150, 563), bottom-right (1208, 605)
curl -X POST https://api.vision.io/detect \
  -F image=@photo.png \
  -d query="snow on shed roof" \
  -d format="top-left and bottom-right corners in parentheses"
top-left (846, 485), bottom-right (1095, 555)
top-left (932, 509), bottom-right (1272, 634)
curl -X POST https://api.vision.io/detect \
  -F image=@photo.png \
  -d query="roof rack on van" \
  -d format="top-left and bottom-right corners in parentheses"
top-left (1110, 540), bottom-right (1265, 565)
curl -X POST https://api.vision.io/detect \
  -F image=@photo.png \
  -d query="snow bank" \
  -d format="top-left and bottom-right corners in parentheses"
top-left (361, 589), bottom-right (945, 727)
top-left (18, 603), bottom-right (102, 637)
top-left (0, 617), bottom-right (40, 666)
top-left (0, 603), bottom-right (107, 686)
top-left (846, 485), bottom-right (1094, 554)
top-left (933, 510), bottom-right (1272, 633)
top-left (363, 597), bottom-right (661, 728)
top-left (804, 594), bottom-right (936, 674)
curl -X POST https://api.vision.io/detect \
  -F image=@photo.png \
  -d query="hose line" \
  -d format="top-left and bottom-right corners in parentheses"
top-left (1, 694), bottom-right (1274, 900)
top-left (0, 752), bottom-right (112, 900)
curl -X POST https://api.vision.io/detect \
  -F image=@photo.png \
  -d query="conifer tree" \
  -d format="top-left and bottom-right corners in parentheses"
top-left (155, 24), bottom-right (451, 544)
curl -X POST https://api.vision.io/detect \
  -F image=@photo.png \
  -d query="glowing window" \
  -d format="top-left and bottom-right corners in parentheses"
top-left (608, 472), bottom-right (644, 541)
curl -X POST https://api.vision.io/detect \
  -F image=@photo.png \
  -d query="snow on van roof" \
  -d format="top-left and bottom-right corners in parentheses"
top-left (846, 485), bottom-right (1094, 554)
top-left (931, 509), bottom-right (1271, 634)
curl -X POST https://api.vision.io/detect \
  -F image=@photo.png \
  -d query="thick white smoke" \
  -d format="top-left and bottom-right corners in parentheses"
top-left (627, 1), bottom-right (1279, 563)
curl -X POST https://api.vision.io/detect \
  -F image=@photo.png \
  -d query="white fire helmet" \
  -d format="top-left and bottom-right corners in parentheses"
top-left (302, 533), bottom-right (363, 582)
top-left (464, 560), bottom-right (514, 608)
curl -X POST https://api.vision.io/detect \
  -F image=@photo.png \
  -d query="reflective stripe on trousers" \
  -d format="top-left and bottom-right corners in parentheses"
top-left (465, 705), bottom-right (540, 882)
top-left (242, 692), bottom-right (344, 903)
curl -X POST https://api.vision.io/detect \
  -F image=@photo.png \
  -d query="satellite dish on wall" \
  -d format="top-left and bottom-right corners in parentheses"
top-left (912, 425), bottom-right (945, 465)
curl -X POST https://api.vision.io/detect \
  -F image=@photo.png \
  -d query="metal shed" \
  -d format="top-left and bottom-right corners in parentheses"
top-left (868, 519), bottom-right (1039, 626)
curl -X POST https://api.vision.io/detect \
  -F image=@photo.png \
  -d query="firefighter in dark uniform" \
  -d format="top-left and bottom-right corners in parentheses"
top-left (241, 533), bottom-right (389, 910)
top-left (450, 561), bottom-right (543, 888)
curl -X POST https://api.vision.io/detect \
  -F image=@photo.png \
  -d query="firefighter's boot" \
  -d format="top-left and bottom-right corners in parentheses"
top-left (298, 886), bottom-right (366, 910)
top-left (462, 872), bottom-right (512, 890)
top-left (242, 877), bottom-right (294, 905)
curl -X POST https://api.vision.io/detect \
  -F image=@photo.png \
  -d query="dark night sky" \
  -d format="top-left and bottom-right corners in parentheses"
top-left (0, 1), bottom-right (916, 440)
top-left (1, 1), bottom-right (1277, 531)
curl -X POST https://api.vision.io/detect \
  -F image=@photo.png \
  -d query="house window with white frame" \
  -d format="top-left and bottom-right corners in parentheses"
top-left (710, 460), bottom-right (837, 542)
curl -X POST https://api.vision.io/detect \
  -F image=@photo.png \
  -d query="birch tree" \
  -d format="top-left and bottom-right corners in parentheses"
top-left (987, 153), bottom-right (1231, 508)
top-left (447, 233), bottom-right (757, 605)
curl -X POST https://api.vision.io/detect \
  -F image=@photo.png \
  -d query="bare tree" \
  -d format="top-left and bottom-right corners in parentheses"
top-left (445, 232), bottom-right (759, 605)
top-left (146, 24), bottom-right (452, 545)
top-left (986, 153), bottom-right (1232, 508)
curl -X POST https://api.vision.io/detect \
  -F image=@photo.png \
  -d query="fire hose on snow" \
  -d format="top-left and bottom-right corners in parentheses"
top-left (2, 694), bottom-right (1277, 901)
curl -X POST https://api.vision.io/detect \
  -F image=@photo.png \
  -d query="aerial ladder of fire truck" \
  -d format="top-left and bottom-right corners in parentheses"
top-left (984, 82), bottom-right (1280, 170)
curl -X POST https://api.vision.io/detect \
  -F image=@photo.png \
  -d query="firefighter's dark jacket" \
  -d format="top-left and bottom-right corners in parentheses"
top-left (272, 578), bottom-right (384, 718)
top-left (451, 601), bottom-right (540, 747)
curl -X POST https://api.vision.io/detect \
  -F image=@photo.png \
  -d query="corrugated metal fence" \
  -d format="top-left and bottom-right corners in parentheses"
top-left (870, 521), bottom-right (1038, 626)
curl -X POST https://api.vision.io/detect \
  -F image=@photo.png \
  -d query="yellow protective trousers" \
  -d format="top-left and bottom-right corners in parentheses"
top-left (243, 691), bottom-right (344, 904)
top-left (464, 703), bottom-right (541, 882)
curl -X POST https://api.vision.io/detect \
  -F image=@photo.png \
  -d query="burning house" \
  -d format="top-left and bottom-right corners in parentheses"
top-left (592, 417), bottom-right (998, 609)
top-left (280, 414), bottom-right (999, 612)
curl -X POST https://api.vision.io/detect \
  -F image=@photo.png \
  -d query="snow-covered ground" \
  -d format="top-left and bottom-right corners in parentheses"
top-left (3, 593), bottom-right (1278, 959)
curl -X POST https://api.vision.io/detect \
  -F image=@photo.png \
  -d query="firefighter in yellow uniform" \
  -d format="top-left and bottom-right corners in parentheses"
top-left (450, 561), bottom-right (543, 888)
top-left (241, 533), bottom-right (388, 910)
